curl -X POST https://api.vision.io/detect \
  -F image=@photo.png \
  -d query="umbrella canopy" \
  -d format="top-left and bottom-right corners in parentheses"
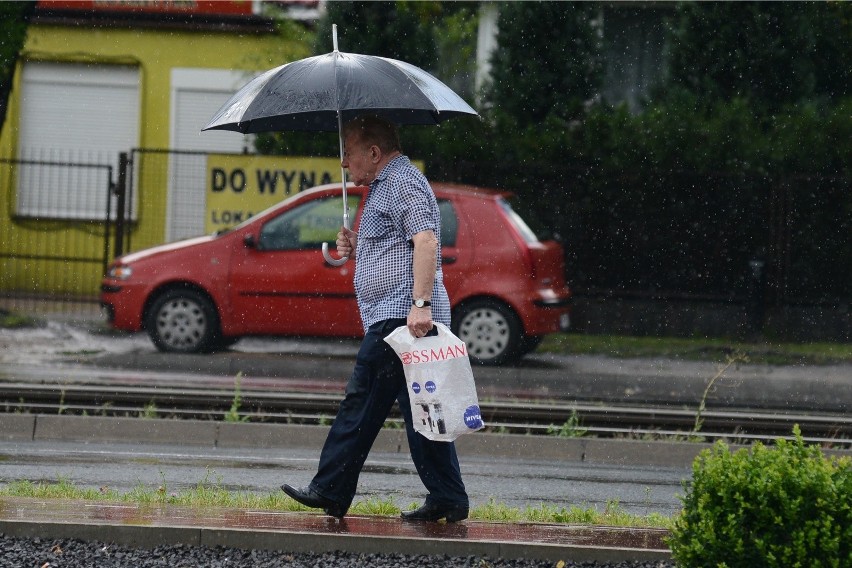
top-left (202, 51), bottom-right (478, 134)
top-left (203, 26), bottom-right (478, 266)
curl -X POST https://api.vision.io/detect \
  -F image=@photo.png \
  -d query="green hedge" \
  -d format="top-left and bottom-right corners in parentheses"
top-left (406, 98), bottom-right (852, 303)
top-left (669, 429), bottom-right (852, 567)
top-left (260, 96), bottom-right (852, 304)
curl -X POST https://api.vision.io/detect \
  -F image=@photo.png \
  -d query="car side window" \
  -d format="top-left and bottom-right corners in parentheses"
top-left (259, 195), bottom-right (361, 251)
top-left (438, 199), bottom-right (457, 247)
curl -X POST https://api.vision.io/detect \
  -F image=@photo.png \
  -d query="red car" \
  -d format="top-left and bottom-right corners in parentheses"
top-left (100, 182), bottom-right (571, 365)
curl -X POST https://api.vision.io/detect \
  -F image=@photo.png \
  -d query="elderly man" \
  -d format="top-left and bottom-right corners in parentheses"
top-left (282, 115), bottom-right (469, 522)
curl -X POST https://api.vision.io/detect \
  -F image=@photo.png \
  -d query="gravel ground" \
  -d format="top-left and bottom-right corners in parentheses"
top-left (1, 534), bottom-right (676, 568)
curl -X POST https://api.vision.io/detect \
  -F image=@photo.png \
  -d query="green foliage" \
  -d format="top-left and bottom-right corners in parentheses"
top-left (0, 2), bottom-right (34, 133)
top-left (560, 91), bottom-right (852, 177)
top-left (251, 2), bottom-right (851, 303)
top-left (469, 496), bottom-right (669, 528)
top-left (224, 373), bottom-right (249, 423)
top-left (547, 410), bottom-right (587, 438)
top-left (139, 401), bottom-right (158, 420)
top-left (316, 1), bottom-right (438, 68)
top-left (666, 2), bottom-right (851, 109)
top-left (471, 94), bottom-right (851, 300)
top-left (692, 352), bottom-right (748, 436)
top-left (484, 2), bottom-right (602, 130)
top-left (1, 475), bottom-right (669, 529)
top-left (538, 333), bottom-right (852, 365)
top-left (0, 309), bottom-right (37, 328)
top-left (669, 427), bottom-right (852, 567)
top-left (349, 496), bottom-right (399, 516)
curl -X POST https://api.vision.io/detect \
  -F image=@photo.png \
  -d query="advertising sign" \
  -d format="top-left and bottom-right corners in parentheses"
top-left (37, 1), bottom-right (256, 15)
top-left (205, 154), bottom-right (342, 233)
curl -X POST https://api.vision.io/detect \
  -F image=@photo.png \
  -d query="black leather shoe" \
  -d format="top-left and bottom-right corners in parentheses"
top-left (281, 484), bottom-right (346, 518)
top-left (401, 502), bottom-right (469, 523)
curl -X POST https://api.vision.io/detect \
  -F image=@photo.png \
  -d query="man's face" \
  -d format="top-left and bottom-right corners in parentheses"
top-left (342, 132), bottom-right (376, 186)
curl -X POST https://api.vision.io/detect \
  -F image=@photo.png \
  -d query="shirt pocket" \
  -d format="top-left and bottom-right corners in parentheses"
top-left (358, 209), bottom-right (394, 240)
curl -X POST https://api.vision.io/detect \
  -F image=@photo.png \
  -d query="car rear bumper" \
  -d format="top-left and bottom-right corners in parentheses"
top-left (533, 297), bottom-right (571, 308)
top-left (521, 288), bottom-right (572, 335)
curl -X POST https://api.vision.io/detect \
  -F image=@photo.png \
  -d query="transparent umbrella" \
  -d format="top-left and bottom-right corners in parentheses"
top-left (203, 24), bottom-right (478, 265)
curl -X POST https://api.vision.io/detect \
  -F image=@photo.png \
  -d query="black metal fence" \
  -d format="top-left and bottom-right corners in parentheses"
top-left (430, 159), bottom-right (851, 340)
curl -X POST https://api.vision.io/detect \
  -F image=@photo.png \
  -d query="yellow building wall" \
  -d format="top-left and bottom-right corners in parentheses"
top-left (0, 21), bottom-right (309, 297)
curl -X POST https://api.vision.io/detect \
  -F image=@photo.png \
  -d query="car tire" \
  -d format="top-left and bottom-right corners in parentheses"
top-left (453, 299), bottom-right (523, 366)
top-left (145, 288), bottom-right (220, 353)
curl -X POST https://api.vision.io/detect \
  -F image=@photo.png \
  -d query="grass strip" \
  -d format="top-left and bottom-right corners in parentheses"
top-left (539, 333), bottom-right (852, 365)
top-left (0, 476), bottom-right (673, 529)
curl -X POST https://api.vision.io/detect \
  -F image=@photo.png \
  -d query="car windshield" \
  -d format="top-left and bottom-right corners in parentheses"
top-left (212, 200), bottom-right (287, 236)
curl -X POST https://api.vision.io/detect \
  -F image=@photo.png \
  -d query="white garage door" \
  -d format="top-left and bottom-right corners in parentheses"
top-left (16, 62), bottom-right (140, 219)
top-left (167, 68), bottom-right (254, 241)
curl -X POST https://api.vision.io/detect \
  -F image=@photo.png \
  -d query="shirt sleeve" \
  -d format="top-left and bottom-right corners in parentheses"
top-left (392, 172), bottom-right (438, 240)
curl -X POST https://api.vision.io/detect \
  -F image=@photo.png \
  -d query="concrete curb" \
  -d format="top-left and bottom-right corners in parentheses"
top-left (2, 413), bottom-right (716, 467)
top-left (10, 413), bottom-right (851, 467)
top-left (0, 497), bottom-right (672, 564)
top-left (0, 518), bottom-right (671, 564)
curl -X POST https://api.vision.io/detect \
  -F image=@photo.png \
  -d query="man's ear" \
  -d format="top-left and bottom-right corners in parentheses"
top-left (370, 145), bottom-right (380, 163)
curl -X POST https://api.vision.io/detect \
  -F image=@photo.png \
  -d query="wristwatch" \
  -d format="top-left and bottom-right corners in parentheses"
top-left (412, 298), bottom-right (431, 308)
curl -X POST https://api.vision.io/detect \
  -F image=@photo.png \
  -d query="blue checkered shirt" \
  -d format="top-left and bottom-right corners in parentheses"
top-left (354, 155), bottom-right (451, 331)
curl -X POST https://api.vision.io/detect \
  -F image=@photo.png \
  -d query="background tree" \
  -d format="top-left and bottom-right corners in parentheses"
top-left (666, 2), bottom-right (851, 109)
top-left (253, 1), bottom-right (850, 310)
top-left (0, 2), bottom-right (35, 135)
top-left (314, 1), bottom-right (437, 68)
top-left (484, 2), bottom-right (603, 130)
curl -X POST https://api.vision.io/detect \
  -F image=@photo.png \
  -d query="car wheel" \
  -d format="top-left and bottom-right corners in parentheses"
top-left (145, 288), bottom-right (219, 353)
top-left (453, 299), bottom-right (523, 366)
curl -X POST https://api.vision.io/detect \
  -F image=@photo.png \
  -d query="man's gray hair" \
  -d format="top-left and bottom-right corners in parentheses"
top-left (343, 115), bottom-right (401, 154)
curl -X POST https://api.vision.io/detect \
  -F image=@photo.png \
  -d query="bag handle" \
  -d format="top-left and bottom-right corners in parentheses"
top-left (431, 321), bottom-right (452, 337)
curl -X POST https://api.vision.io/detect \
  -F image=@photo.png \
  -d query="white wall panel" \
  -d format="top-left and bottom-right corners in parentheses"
top-left (166, 68), bottom-right (254, 241)
top-left (16, 62), bottom-right (140, 219)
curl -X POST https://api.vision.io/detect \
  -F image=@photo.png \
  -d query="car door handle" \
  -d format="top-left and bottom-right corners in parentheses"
top-left (442, 256), bottom-right (457, 265)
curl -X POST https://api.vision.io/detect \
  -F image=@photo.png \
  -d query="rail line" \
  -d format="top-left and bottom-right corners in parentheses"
top-left (2, 380), bottom-right (850, 447)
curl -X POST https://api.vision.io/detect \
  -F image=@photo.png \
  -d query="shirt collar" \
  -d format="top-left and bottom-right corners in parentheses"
top-left (371, 154), bottom-right (407, 187)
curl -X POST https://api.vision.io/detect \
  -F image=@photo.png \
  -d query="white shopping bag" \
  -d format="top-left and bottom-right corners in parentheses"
top-left (384, 322), bottom-right (484, 442)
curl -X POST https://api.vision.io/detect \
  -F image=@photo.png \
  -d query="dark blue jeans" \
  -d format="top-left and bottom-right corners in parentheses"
top-left (309, 318), bottom-right (468, 512)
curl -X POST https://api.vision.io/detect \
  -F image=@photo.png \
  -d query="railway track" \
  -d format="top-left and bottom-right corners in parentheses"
top-left (2, 380), bottom-right (850, 447)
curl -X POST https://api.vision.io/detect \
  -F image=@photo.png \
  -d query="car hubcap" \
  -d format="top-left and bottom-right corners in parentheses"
top-left (156, 298), bottom-right (206, 349)
top-left (458, 308), bottom-right (509, 360)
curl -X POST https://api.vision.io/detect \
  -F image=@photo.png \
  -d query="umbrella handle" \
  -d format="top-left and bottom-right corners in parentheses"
top-left (322, 205), bottom-right (350, 266)
top-left (322, 242), bottom-right (349, 266)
